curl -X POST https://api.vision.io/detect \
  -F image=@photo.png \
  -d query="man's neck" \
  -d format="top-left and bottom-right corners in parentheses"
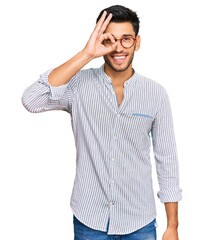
top-left (104, 63), bottom-right (134, 88)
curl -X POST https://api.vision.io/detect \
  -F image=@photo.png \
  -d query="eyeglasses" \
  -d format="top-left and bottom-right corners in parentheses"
top-left (103, 36), bottom-right (136, 49)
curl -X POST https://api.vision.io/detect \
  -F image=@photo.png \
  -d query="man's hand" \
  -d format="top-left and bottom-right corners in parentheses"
top-left (162, 227), bottom-right (179, 240)
top-left (83, 11), bottom-right (117, 59)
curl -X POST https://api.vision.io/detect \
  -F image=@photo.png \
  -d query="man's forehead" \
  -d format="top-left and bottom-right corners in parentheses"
top-left (104, 22), bottom-right (135, 36)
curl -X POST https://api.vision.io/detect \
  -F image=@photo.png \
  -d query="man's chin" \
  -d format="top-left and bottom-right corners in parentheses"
top-left (111, 66), bottom-right (128, 72)
top-left (106, 62), bottom-right (131, 72)
top-left (104, 56), bottom-right (133, 73)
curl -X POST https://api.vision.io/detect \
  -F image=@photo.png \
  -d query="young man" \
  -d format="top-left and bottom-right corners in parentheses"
top-left (22, 5), bottom-right (182, 240)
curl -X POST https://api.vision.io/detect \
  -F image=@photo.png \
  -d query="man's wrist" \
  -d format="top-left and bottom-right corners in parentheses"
top-left (80, 48), bottom-right (95, 62)
top-left (167, 221), bottom-right (179, 229)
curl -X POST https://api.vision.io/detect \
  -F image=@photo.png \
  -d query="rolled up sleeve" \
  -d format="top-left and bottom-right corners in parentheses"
top-left (151, 88), bottom-right (182, 203)
top-left (21, 68), bottom-right (78, 114)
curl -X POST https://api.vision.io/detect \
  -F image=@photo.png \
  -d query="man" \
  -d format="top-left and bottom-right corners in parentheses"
top-left (22, 5), bottom-right (182, 240)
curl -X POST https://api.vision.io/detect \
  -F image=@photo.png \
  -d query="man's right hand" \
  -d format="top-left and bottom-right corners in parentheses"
top-left (83, 11), bottom-right (117, 59)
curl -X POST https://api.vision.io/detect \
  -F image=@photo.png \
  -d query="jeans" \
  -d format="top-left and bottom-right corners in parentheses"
top-left (73, 215), bottom-right (157, 240)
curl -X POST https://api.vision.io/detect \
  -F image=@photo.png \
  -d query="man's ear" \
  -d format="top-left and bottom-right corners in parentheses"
top-left (135, 35), bottom-right (141, 51)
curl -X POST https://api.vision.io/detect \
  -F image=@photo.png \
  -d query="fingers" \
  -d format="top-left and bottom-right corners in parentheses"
top-left (89, 11), bottom-right (107, 41)
top-left (94, 11), bottom-right (107, 32)
top-left (99, 33), bottom-right (115, 43)
top-left (104, 42), bottom-right (117, 55)
top-left (100, 33), bottom-right (117, 55)
top-left (98, 13), bottom-right (113, 36)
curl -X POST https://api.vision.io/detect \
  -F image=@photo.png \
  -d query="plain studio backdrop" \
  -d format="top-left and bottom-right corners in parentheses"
top-left (0, 0), bottom-right (203, 239)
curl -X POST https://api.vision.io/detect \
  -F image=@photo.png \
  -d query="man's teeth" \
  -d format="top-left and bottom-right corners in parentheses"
top-left (113, 56), bottom-right (126, 59)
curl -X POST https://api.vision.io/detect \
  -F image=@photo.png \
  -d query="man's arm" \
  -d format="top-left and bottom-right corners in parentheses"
top-left (151, 88), bottom-right (182, 239)
top-left (151, 88), bottom-right (182, 202)
top-left (162, 202), bottom-right (179, 240)
top-left (22, 11), bottom-right (117, 113)
top-left (165, 202), bottom-right (178, 228)
top-left (48, 11), bottom-right (117, 87)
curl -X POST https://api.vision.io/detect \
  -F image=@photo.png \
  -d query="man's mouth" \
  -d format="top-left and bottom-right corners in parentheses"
top-left (111, 55), bottom-right (128, 62)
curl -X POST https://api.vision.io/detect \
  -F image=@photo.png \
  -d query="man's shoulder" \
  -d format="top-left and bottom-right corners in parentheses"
top-left (72, 67), bottom-right (102, 86)
top-left (135, 71), bottom-right (167, 94)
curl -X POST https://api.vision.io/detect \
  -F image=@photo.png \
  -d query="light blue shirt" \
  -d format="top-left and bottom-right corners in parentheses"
top-left (22, 64), bottom-right (182, 235)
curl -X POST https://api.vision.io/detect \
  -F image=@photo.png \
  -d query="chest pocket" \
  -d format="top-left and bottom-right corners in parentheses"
top-left (121, 112), bottom-right (154, 136)
top-left (131, 113), bottom-right (153, 119)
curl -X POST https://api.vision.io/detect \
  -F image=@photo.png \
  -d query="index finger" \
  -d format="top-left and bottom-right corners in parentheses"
top-left (98, 13), bottom-right (113, 35)
top-left (94, 11), bottom-right (107, 32)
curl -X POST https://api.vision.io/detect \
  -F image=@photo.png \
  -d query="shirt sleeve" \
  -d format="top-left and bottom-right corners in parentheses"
top-left (21, 68), bottom-right (78, 114)
top-left (151, 88), bottom-right (183, 203)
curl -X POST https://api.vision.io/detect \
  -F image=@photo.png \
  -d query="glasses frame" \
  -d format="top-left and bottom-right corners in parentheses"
top-left (104, 36), bottom-right (137, 49)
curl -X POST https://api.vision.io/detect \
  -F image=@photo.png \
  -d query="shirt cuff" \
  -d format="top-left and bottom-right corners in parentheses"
top-left (49, 84), bottom-right (69, 100)
top-left (39, 68), bottom-right (69, 100)
top-left (157, 188), bottom-right (183, 203)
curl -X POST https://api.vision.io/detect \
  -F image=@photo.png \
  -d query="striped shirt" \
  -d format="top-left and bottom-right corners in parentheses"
top-left (21, 64), bottom-right (182, 235)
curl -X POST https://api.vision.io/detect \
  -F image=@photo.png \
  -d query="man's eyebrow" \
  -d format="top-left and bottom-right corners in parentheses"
top-left (123, 34), bottom-right (133, 37)
top-left (111, 34), bottom-right (134, 38)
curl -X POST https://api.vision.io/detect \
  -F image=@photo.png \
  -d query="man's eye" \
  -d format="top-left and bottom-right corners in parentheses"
top-left (104, 39), bottom-right (112, 44)
top-left (123, 37), bottom-right (131, 41)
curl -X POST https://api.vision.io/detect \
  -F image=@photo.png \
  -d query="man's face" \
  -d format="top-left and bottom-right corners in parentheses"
top-left (103, 22), bottom-right (140, 72)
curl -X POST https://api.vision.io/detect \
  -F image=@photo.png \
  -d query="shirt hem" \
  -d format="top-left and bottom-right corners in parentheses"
top-left (70, 203), bottom-right (157, 235)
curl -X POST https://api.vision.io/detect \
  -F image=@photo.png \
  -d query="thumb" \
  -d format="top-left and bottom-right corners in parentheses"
top-left (105, 42), bottom-right (117, 54)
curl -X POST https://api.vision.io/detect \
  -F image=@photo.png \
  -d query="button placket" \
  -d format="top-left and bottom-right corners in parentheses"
top-left (109, 111), bottom-right (119, 212)
top-left (110, 83), bottom-right (119, 109)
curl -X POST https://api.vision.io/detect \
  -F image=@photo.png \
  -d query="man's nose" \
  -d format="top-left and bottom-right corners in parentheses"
top-left (115, 39), bottom-right (123, 52)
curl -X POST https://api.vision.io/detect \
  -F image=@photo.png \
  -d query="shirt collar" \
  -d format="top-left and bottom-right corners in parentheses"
top-left (99, 63), bottom-right (138, 88)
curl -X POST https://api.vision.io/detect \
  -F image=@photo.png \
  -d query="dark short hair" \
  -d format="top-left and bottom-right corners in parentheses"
top-left (96, 5), bottom-right (140, 37)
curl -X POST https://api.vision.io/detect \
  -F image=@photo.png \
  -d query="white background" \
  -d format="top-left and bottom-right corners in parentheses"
top-left (1, 0), bottom-right (203, 239)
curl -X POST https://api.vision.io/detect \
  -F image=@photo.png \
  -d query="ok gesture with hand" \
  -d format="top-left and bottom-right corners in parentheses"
top-left (84, 11), bottom-right (117, 59)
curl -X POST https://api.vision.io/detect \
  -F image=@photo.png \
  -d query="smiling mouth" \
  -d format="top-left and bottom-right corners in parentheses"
top-left (111, 55), bottom-right (128, 62)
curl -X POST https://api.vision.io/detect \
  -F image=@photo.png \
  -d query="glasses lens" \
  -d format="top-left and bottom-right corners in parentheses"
top-left (121, 37), bottom-right (134, 48)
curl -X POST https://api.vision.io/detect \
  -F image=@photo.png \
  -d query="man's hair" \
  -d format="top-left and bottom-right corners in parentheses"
top-left (96, 5), bottom-right (140, 37)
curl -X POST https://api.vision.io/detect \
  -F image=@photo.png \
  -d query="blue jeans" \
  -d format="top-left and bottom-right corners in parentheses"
top-left (73, 215), bottom-right (157, 240)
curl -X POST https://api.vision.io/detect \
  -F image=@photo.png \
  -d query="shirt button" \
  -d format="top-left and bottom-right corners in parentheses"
top-left (110, 201), bottom-right (115, 206)
top-left (112, 91), bottom-right (114, 94)
top-left (117, 114), bottom-right (120, 118)
top-left (111, 180), bottom-right (114, 184)
top-left (113, 136), bottom-right (117, 140)
top-left (112, 158), bottom-right (115, 161)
